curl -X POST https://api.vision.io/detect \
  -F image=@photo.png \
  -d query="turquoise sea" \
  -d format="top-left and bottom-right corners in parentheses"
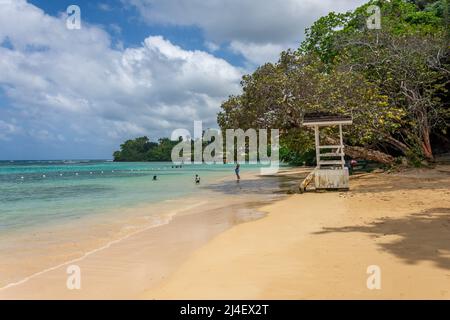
top-left (0, 160), bottom-right (265, 232)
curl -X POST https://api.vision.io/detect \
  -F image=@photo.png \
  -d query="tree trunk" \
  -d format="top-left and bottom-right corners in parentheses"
top-left (344, 145), bottom-right (395, 165)
top-left (324, 137), bottom-right (395, 165)
top-left (421, 124), bottom-right (434, 160)
top-left (384, 136), bottom-right (410, 156)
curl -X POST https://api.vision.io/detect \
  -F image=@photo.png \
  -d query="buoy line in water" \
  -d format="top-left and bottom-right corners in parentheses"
top-left (13, 168), bottom-right (176, 181)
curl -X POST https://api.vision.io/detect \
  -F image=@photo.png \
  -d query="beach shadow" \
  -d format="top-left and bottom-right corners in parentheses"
top-left (202, 176), bottom-right (300, 195)
top-left (351, 170), bottom-right (450, 195)
top-left (314, 207), bottom-right (450, 270)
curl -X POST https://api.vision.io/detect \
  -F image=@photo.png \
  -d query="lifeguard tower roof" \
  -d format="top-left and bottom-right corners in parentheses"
top-left (303, 112), bottom-right (353, 126)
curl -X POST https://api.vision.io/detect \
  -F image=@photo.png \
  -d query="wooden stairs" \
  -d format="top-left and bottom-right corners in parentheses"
top-left (299, 170), bottom-right (315, 193)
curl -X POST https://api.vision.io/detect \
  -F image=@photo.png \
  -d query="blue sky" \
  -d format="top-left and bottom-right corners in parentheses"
top-left (0, 0), bottom-right (366, 160)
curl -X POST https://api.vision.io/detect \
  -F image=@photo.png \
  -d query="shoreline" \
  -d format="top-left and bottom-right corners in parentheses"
top-left (0, 169), bottom-right (294, 299)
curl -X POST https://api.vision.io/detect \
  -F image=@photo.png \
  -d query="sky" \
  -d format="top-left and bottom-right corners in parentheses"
top-left (0, 0), bottom-right (366, 160)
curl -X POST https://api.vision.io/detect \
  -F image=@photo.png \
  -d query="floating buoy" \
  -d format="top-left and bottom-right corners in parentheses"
top-left (90, 172), bottom-right (93, 175)
top-left (101, 171), bottom-right (104, 174)
top-left (60, 173), bottom-right (63, 176)
top-left (75, 173), bottom-right (79, 176)
top-left (21, 176), bottom-right (24, 179)
top-left (42, 175), bottom-right (46, 178)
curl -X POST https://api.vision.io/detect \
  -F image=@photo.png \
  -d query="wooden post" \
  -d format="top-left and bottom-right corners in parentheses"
top-left (314, 125), bottom-right (320, 168)
top-left (339, 124), bottom-right (344, 169)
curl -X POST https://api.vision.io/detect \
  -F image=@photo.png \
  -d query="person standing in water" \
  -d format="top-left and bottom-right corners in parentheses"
top-left (195, 174), bottom-right (201, 184)
top-left (235, 164), bottom-right (240, 182)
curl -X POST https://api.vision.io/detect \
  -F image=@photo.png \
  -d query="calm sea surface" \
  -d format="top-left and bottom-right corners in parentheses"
top-left (0, 160), bottom-right (269, 232)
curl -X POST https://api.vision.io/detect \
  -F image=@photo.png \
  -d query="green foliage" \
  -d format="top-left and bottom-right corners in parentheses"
top-left (299, 11), bottom-right (356, 64)
top-left (218, 0), bottom-right (449, 165)
top-left (113, 136), bottom-right (181, 162)
top-left (279, 128), bottom-right (316, 166)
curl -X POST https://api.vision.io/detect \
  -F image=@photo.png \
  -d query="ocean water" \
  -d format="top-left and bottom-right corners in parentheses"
top-left (0, 160), bottom-right (263, 232)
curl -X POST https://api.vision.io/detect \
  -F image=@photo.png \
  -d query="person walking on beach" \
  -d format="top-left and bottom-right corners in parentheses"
top-left (235, 164), bottom-right (240, 182)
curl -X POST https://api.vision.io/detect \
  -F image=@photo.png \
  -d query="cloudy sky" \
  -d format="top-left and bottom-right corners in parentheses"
top-left (0, 0), bottom-right (366, 159)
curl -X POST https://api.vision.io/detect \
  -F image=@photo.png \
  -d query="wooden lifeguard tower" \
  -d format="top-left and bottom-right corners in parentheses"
top-left (300, 112), bottom-right (353, 193)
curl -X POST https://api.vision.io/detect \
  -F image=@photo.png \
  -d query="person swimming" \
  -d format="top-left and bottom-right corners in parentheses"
top-left (195, 174), bottom-right (200, 184)
top-left (235, 164), bottom-right (240, 182)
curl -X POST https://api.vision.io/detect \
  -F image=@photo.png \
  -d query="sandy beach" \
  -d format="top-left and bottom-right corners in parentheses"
top-left (1, 166), bottom-right (449, 299)
top-left (0, 170), bottom-right (287, 299)
top-left (143, 166), bottom-right (450, 300)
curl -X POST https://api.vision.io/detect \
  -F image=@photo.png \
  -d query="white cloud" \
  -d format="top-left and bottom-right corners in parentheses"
top-left (125, 0), bottom-right (366, 64)
top-left (229, 41), bottom-right (292, 66)
top-left (0, 0), bottom-right (243, 153)
top-left (0, 120), bottom-right (22, 141)
top-left (109, 23), bottom-right (122, 34)
top-left (28, 129), bottom-right (65, 142)
top-left (204, 41), bottom-right (220, 53)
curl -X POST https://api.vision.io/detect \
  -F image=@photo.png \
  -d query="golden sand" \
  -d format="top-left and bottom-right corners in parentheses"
top-left (144, 166), bottom-right (450, 299)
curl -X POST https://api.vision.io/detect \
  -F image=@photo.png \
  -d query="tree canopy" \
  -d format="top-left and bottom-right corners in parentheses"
top-left (218, 0), bottom-right (449, 165)
top-left (113, 137), bottom-right (180, 162)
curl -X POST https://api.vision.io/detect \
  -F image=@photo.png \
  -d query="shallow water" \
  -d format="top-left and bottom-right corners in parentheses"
top-left (0, 160), bottom-right (294, 291)
top-left (0, 160), bottom-right (267, 232)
